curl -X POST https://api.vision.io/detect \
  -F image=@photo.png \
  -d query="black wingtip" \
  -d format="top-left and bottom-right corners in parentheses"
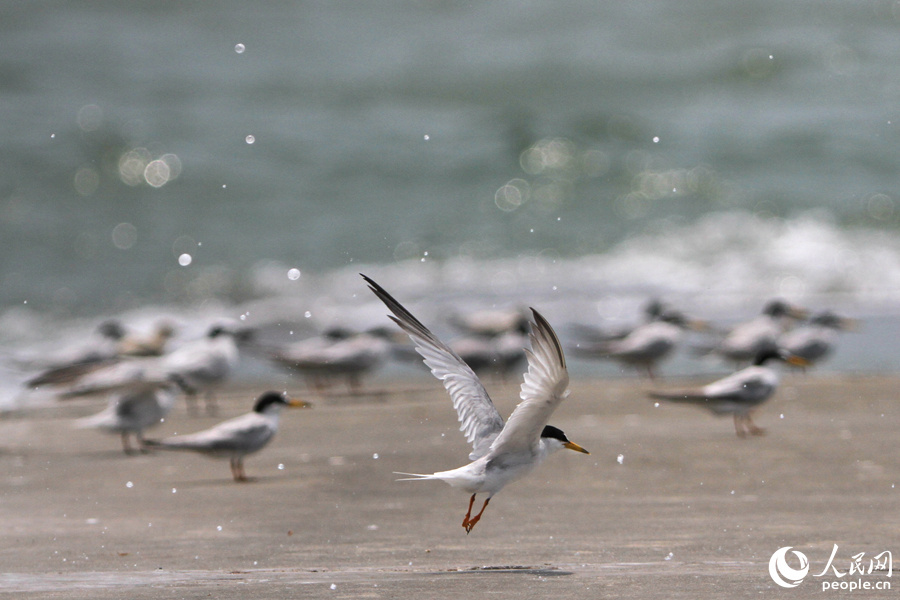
top-left (528, 307), bottom-right (566, 369)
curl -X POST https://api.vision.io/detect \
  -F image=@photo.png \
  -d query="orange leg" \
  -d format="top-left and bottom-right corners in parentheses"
top-left (231, 457), bottom-right (249, 482)
top-left (734, 415), bottom-right (747, 438)
top-left (463, 497), bottom-right (491, 534)
top-left (746, 413), bottom-right (766, 436)
top-left (461, 494), bottom-right (477, 530)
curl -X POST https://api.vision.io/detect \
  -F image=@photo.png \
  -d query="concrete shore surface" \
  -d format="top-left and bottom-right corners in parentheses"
top-left (1, 374), bottom-right (897, 599)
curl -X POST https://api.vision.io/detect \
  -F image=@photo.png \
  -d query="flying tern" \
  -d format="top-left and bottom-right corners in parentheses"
top-left (362, 274), bottom-right (589, 534)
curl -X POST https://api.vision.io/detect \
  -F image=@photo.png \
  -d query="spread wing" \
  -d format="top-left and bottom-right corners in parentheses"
top-left (362, 275), bottom-right (504, 459)
top-left (488, 308), bottom-right (569, 456)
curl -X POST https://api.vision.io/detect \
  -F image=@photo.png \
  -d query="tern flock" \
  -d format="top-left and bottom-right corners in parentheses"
top-left (7, 275), bottom-right (858, 530)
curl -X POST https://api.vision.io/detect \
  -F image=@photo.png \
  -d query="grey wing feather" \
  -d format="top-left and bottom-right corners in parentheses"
top-left (152, 419), bottom-right (272, 453)
top-left (362, 275), bottom-right (504, 459)
top-left (488, 308), bottom-right (570, 456)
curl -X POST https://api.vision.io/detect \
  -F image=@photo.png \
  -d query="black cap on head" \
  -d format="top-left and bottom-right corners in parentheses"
top-left (253, 391), bottom-right (288, 412)
top-left (540, 424), bottom-right (570, 443)
top-left (752, 346), bottom-right (786, 366)
top-left (98, 320), bottom-right (126, 340)
top-left (762, 299), bottom-right (791, 317)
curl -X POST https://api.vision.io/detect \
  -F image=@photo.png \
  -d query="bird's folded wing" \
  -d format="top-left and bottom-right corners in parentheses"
top-left (159, 417), bottom-right (272, 452)
top-left (363, 275), bottom-right (504, 458)
top-left (703, 370), bottom-right (771, 401)
top-left (489, 309), bottom-right (569, 456)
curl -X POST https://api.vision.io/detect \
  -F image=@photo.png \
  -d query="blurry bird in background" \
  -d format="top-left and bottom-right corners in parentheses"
top-left (23, 320), bottom-right (176, 389)
top-left (74, 382), bottom-right (177, 454)
top-left (649, 348), bottom-right (809, 437)
top-left (57, 322), bottom-right (249, 417)
top-left (260, 326), bottom-right (403, 391)
top-left (571, 304), bottom-right (707, 379)
top-left (778, 310), bottom-right (859, 368)
top-left (695, 299), bottom-right (807, 365)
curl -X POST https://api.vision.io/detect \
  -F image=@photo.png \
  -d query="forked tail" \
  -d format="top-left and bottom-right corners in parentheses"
top-left (393, 471), bottom-right (438, 481)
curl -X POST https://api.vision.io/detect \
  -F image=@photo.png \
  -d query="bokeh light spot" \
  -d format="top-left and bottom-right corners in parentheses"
top-left (111, 223), bottom-right (138, 250)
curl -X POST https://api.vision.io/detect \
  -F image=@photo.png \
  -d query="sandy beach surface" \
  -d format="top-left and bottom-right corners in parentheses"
top-left (1, 373), bottom-right (897, 599)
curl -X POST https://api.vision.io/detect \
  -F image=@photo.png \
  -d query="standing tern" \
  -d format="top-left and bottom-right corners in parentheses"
top-left (362, 274), bottom-right (589, 534)
top-left (74, 382), bottom-right (177, 454)
top-left (59, 322), bottom-right (247, 416)
top-left (700, 299), bottom-right (807, 365)
top-left (144, 391), bottom-right (311, 481)
top-left (778, 310), bottom-right (858, 367)
top-left (572, 307), bottom-right (707, 379)
top-left (649, 348), bottom-right (809, 437)
top-left (25, 320), bottom-right (176, 388)
top-left (263, 327), bottom-right (399, 391)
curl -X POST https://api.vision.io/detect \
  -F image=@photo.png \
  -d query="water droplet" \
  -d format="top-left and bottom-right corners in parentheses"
top-left (50, 133), bottom-right (56, 139)
top-left (178, 253), bottom-right (192, 266)
top-left (245, 134), bottom-right (255, 144)
top-left (372, 453), bottom-right (379, 460)
top-left (330, 584), bottom-right (337, 590)
top-left (278, 464), bottom-right (285, 470)
top-left (653, 136), bottom-right (660, 143)
top-left (730, 490), bottom-right (735, 495)
top-left (304, 311), bottom-right (312, 318)
top-left (287, 268), bottom-right (301, 280)
top-left (126, 481), bottom-right (134, 489)
top-left (779, 414), bottom-right (784, 419)
top-left (665, 552), bottom-right (674, 560)
top-left (234, 43), bottom-right (245, 54)
top-left (616, 454), bottom-right (624, 465)
top-left (217, 525), bottom-right (223, 531)
top-left (423, 134), bottom-right (430, 140)
top-left (653, 402), bottom-right (659, 408)
top-left (171, 488), bottom-right (177, 494)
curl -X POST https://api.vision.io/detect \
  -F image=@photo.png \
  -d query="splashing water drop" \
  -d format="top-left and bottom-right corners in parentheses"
top-left (245, 135), bottom-right (255, 144)
top-left (372, 453), bottom-right (379, 460)
top-left (278, 464), bottom-right (285, 470)
top-left (304, 311), bottom-right (312, 318)
top-left (616, 454), bottom-right (624, 465)
top-left (287, 268), bottom-right (301, 280)
top-left (234, 43), bottom-right (245, 54)
top-left (330, 584), bottom-right (337, 590)
top-left (217, 526), bottom-right (223, 531)
top-left (126, 481), bottom-right (134, 489)
top-left (178, 253), bottom-right (192, 266)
